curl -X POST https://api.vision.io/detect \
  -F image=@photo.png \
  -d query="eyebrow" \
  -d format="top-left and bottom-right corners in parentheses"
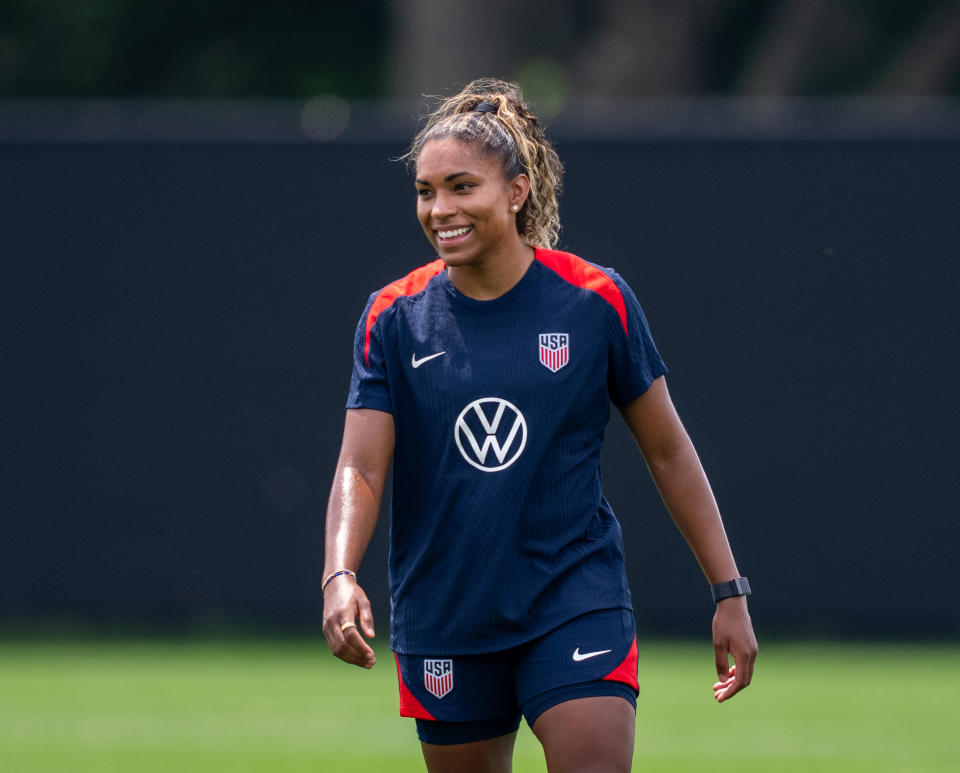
top-left (415, 171), bottom-right (473, 186)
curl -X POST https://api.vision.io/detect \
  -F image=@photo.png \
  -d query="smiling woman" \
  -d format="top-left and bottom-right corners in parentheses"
top-left (412, 138), bottom-right (531, 295)
top-left (321, 78), bottom-right (757, 773)
top-left (404, 79), bottom-right (562, 251)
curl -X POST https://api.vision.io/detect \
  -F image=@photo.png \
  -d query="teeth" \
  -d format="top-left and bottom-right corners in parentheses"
top-left (438, 226), bottom-right (472, 238)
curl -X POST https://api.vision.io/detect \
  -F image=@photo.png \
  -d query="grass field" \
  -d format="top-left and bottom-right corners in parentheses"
top-left (1, 638), bottom-right (958, 772)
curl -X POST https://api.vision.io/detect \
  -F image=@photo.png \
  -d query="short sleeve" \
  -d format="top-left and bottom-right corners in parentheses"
top-left (606, 271), bottom-right (668, 406)
top-left (345, 293), bottom-right (394, 414)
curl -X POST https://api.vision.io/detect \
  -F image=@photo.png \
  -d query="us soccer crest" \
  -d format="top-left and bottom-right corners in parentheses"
top-left (424, 659), bottom-right (453, 699)
top-left (539, 333), bottom-right (570, 373)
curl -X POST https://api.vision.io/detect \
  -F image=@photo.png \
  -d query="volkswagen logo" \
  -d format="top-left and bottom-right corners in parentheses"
top-left (454, 397), bottom-right (527, 472)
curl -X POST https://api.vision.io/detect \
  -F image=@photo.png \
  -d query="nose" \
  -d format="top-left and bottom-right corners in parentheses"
top-left (431, 190), bottom-right (457, 219)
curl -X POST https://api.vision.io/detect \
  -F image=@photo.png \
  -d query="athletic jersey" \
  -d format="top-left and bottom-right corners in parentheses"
top-left (346, 247), bottom-right (667, 655)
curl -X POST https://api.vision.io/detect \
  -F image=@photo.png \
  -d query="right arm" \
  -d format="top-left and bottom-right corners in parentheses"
top-left (321, 408), bottom-right (395, 669)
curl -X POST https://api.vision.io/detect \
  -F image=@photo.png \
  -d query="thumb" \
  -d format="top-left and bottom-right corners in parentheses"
top-left (715, 645), bottom-right (731, 679)
top-left (360, 604), bottom-right (376, 638)
top-left (356, 587), bottom-right (375, 638)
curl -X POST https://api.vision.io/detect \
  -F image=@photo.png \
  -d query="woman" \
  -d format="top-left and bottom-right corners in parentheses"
top-left (322, 78), bottom-right (757, 773)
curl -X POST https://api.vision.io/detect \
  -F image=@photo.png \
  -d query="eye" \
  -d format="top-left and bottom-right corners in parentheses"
top-left (416, 188), bottom-right (433, 199)
top-left (454, 182), bottom-right (474, 192)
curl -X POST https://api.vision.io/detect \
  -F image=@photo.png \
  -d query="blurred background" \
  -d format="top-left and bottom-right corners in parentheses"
top-left (2, 0), bottom-right (959, 641)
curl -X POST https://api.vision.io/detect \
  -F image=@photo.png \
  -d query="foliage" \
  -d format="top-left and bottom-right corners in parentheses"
top-left (1, 1), bottom-right (958, 98)
top-left (0, 0), bottom-right (388, 97)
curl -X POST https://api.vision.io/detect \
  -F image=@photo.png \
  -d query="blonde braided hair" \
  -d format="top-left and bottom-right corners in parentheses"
top-left (402, 78), bottom-right (564, 249)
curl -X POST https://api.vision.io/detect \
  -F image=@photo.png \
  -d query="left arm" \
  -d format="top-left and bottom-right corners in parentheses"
top-left (619, 375), bottom-right (758, 702)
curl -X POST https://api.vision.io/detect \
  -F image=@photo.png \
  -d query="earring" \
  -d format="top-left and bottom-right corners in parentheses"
top-left (511, 204), bottom-right (519, 212)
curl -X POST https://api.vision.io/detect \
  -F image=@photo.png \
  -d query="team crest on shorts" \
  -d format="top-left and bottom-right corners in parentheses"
top-left (423, 658), bottom-right (454, 699)
top-left (539, 333), bottom-right (570, 373)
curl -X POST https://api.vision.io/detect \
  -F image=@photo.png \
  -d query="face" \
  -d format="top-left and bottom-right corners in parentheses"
top-left (415, 137), bottom-right (528, 268)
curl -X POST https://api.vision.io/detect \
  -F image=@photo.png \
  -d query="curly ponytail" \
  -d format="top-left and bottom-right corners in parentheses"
top-left (402, 78), bottom-right (564, 249)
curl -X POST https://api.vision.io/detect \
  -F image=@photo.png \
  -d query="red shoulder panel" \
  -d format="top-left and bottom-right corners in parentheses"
top-left (394, 654), bottom-right (436, 720)
top-left (364, 259), bottom-right (446, 365)
top-left (535, 248), bottom-right (628, 334)
top-left (602, 636), bottom-right (639, 691)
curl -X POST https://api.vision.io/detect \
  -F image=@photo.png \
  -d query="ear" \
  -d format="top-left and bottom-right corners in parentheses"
top-left (509, 173), bottom-right (531, 211)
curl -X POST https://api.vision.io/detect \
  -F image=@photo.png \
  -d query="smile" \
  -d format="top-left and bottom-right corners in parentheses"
top-left (437, 226), bottom-right (473, 239)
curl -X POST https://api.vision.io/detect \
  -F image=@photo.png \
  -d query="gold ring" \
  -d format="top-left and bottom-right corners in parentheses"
top-left (340, 620), bottom-right (358, 633)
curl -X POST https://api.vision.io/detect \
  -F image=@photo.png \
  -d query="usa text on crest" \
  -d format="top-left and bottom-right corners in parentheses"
top-left (539, 333), bottom-right (570, 373)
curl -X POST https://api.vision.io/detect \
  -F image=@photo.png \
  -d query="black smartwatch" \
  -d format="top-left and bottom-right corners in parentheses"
top-left (711, 577), bottom-right (751, 603)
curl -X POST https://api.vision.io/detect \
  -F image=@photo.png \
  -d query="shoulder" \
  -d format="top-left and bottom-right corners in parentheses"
top-left (364, 258), bottom-right (446, 326)
top-left (360, 258), bottom-right (445, 362)
top-left (534, 247), bottom-right (628, 334)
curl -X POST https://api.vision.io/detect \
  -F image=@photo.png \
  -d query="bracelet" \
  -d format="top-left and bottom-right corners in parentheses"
top-left (322, 569), bottom-right (357, 591)
top-left (711, 576), bottom-right (751, 603)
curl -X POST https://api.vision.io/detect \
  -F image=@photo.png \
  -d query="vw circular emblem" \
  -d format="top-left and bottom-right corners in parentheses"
top-left (454, 397), bottom-right (527, 472)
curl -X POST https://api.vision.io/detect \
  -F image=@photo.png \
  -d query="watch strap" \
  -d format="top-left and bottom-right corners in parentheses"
top-left (711, 576), bottom-right (751, 603)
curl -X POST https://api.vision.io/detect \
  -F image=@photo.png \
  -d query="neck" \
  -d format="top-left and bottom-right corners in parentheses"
top-left (447, 243), bottom-right (536, 301)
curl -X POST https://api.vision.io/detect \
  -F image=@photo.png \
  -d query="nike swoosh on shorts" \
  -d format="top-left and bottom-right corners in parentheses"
top-left (572, 647), bottom-right (612, 662)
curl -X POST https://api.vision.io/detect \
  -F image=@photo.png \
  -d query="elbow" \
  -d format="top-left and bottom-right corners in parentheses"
top-left (643, 435), bottom-right (697, 476)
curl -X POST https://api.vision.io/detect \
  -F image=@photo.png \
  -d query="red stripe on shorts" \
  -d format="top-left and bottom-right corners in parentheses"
top-left (395, 653), bottom-right (436, 720)
top-left (602, 636), bottom-right (639, 691)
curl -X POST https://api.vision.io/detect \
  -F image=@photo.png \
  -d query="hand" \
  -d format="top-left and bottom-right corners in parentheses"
top-left (322, 576), bottom-right (376, 669)
top-left (711, 596), bottom-right (757, 702)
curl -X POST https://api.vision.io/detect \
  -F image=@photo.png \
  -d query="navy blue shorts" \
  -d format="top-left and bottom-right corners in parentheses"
top-left (394, 608), bottom-right (639, 745)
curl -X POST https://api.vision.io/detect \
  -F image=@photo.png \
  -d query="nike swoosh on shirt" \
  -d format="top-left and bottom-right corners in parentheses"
top-left (572, 648), bottom-right (612, 662)
top-left (411, 351), bottom-right (446, 368)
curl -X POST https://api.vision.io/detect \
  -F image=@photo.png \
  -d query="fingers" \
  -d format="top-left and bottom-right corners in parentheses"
top-left (737, 644), bottom-right (756, 687)
top-left (711, 598), bottom-right (758, 703)
top-left (341, 624), bottom-right (377, 669)
top-left (714, 644), bottom-right (731, 680)
top-left (712, 664), bottom-right (736, 702)
top-left (322, 584), bottom-right (377, 669)
top-left (357, 587), bottom-right (376, 638)
top-left (725, 633), bottom-right (758, 702)
top-left (713, 638), bottom-right (758, 703)
top-left (714, 662), bottom-right (747, 702)
top-left (323, 615), bottom-right (376, 669)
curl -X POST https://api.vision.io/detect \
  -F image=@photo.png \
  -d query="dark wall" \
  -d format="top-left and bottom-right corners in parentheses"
top-left (3, 139), bottom-right (958, 637)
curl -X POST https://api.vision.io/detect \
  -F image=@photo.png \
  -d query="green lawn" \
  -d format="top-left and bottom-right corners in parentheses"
top-left (1, 639), bottom-right (957, 772)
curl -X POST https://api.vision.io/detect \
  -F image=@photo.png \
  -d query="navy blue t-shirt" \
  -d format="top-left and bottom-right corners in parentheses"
top-left (346, 248), bottom-right (667, 655)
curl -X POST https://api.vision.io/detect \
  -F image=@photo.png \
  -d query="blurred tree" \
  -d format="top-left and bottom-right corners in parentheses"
top-left (736, 0), bottom-right (960, 95)
top-left (873, 1), bottom-right (960, 94)
top-left (386, 0), bottom-right (960, 99)
top-left (386, 0), bottom-right (577, 99)
top-left (565, 0), bottom-right (740, 97)
top-left (0, 0), bottom-right (956, 98)
top-left (387, 0), bottom-right (514, 98)
top-left (0, 0), bottom-right (388, 97)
